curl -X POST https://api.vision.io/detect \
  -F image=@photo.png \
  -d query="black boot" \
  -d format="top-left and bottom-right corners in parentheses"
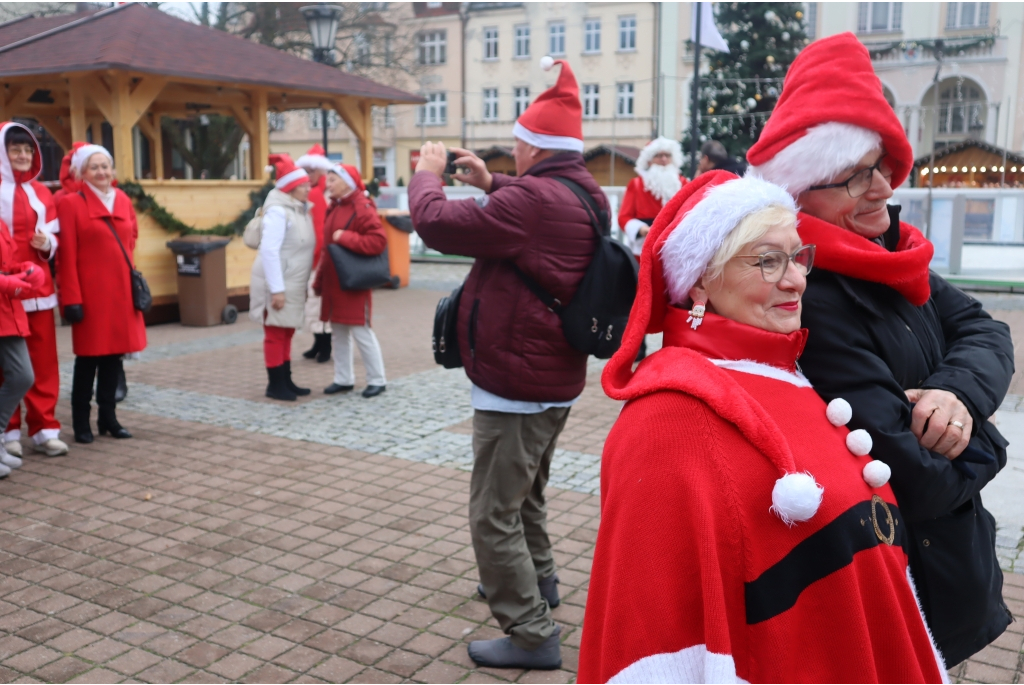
top-left (71, 357), bottom-right (95, 443)
top-left (282, 360), bottom-right (310, 396)
top-left (114, 363), bottom-right (128, 402)
top-left (97, 357), bottom-right (131, 439)
top-left (315, 332), bottom-right (332, 363)
top-left (301, 335), bottom-right (320, 359)
top-left (265, 365), bottom-right (297, 401)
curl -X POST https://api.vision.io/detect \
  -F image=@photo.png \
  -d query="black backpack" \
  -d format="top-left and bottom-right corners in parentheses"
top-left (512, 177), bottom-right (639, 359)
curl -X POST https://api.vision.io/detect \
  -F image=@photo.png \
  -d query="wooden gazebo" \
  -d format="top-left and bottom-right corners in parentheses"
top-left (0, 3), bottom-right (422, 314)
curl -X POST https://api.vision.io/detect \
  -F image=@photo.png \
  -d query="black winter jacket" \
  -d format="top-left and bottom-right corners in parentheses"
top-left (799, 208), bottom-right (1014, 667)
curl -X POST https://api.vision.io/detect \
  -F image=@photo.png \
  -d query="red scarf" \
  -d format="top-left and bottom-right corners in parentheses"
top-left (797, 211), bottom-right (934, 306)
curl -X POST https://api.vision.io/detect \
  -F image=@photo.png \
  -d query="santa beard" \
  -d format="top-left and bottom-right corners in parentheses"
top-left (639, 163), bottom-right (682, 204)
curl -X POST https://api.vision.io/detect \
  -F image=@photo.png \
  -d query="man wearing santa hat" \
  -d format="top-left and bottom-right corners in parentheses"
top-left (409, 56), bottom-right (607, 670)
top-left (618, 137), bottom-right (685, 258)
top-left (296, 144), bottom-right (335, 363)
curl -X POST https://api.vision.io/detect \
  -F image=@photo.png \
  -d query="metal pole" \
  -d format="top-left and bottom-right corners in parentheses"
top-left (925, 41), bottom-right (943, 239)
top-left (689, 2), bottom-right (702, 175)
top-left (315, 48), bottom-right (329, 155)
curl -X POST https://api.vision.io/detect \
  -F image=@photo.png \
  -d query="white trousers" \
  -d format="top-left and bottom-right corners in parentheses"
top-left (333, 324), bottom-right (386, 387)
top-left (305, 271), bottom-right (332, 334)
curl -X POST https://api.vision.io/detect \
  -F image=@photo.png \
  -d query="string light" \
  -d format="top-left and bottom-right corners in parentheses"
top-left (922, 168), bottom-right (929, 175)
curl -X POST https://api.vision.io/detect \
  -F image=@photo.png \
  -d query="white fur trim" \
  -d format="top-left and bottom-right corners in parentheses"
top-left (275, 167), bottom-right (308, 190)
top-left (660, 176), bottom-right (797, 305)
top-left (540, 55), bottom-right (554, 71)
top-left (906, 568), bottom-right (951, 682)
top-left (296, 154), bottom-right (334, 171)
top-left (0, 122), bottom-right (49, 242)
top-left (32, 429), bottom-right (61, 445)
top-left (21, 293), bottom-right (57, 312)
top-left (862, 460), bottom-right (891, 488)
top-left (635, 136), bottom-right (684, 174)
top-left (771, 472), bottom-right (824, 525)
top-left (710, 359), bottom-right (811, 388)
top-left (71, 144), bottom-right (112, 175)
top-left (748, 122), bottom-right (882, 198)
top-left (608, 643), bottom-right (747, 684)
top-left (329, 164), bottom-right (357, 191)
top-left (3, 430), bottom-right (19, 442)
top-left (826, 398), bottom-right (853, 427)
top-left (846, 429), bottom-right (873, 456)
top-left (512, 120), bottom-right (584, 153)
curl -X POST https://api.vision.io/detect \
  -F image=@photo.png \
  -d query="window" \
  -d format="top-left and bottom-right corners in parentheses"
top-left (483, 26), bottom-right (498, 60)
top-left (804, 3), bottom-right (817, 40)
top-left (308, 110), bottom-right (340, 130)
top-left (618, 15), bottom-right (636, 51)
top-left (514, 24), bottom-right (530, 58)
top-left (267, 112), bottom-right (286, 132)
top-left (584, 18), bottom-right (601, 53)
top-left (549, 22), bottom-right (566, 55)
top-left (418, 30), bottom-right (446, 65)
top-left (354, 32), bottom-right (371, 66)
top-left (616, 82), bottom-right (634, 117)
top-left (947, 2), bottom-right (990, 28)
top-left (483, 88), bottom-right (498, 121)
top-left (514, 87), bottom-right (530, 118)
top-left (857, 3), bottom-right (902, 32)
top-left (938, 83), bottom-right (985, 135)
top-left (417, 92), bottom-right (447, 125)
top-left (582, 84), bottom-right (599, 118)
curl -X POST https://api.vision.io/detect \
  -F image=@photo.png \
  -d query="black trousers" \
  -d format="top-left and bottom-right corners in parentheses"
top-left (71, 355), bottom-right (122, 425)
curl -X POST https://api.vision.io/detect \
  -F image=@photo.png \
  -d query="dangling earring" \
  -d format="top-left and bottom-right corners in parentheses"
top-left (687, 301), bottom-right (706, 331)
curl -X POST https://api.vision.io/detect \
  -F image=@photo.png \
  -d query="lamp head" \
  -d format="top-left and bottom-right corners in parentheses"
top-left (301, 4), bottom-right (343, 52)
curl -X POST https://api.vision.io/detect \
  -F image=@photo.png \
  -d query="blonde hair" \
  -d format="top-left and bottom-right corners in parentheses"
top-left (702, 204), bottom-right (798, 286)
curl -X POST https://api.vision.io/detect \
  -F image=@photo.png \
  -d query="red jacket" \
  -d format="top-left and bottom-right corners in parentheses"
top-left (410, 153), bottom-right (605, 402)
top-left (308, 176), bottom-right (327, 269)
top-left (313, 191), bottom-right (386, 326)
top-left (51, 150), bottom-right (82, 207)
top-left (617, 176), bottom-right (675, 227)
top-left (56, 188), bottom-right (146, 356)
top-left (0, 220), bottom-right (29, 338)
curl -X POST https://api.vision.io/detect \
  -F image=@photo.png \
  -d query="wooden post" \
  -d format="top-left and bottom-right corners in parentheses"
top-left (359, 101), bottom-right (373, 182)
top-left (110, 73), bottom-right (136, 180)
top-left (250, 90), bottom-right (269, 180)
top-left (137, 113), bottom-right (163, 180)
top-left (68, 76), bottom-right (87, 143)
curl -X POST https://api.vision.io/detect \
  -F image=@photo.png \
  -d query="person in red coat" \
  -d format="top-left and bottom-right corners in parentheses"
top-left (57, 144), bottom-right (146, 444)
top-left (579, 172), bottom-right (946, 683)
top-left (0, 123), bottom-right (68, 458)
top-left (0, 217), bottom-right (45, 477)
top-left (618, 137), bottom-right (686, 258)
top-left (313, 164), bottom-right (387, 398)
top-left (297, 144), bottom-right (335, 363)
top-left (51, 141), bottom-right (86, 207)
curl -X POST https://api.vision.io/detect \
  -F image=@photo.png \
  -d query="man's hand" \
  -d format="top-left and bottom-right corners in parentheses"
top-left (416, 141), bottom-right (449, 178)
top-left (30, 232), bottom-right (50, 251)
top-left (638, 225), bottom-right (650, 237)
top-left (449, 147), bottom-right (493, 192)
top-left (271, 293), bottom-right (286, 310)
top-left (906, 388), bottom-right (973, 459)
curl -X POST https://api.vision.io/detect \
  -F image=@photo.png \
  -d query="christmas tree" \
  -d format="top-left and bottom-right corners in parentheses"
top-left (682, 3), bottom-right (808, 175)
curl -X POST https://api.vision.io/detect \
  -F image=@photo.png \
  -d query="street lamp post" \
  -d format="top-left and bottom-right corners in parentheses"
top-left (301, 4), bottom-right (344, 155)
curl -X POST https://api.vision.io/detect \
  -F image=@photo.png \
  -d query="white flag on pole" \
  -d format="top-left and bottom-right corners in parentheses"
top-left (692, 2), bottom-right (730, 53)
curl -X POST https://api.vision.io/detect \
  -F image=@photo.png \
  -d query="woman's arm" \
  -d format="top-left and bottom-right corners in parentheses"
top-left (55, 196), bottom-right (83, 309)
top-left (337, 203), bottom-right (387, 256)
top-left (258, 206), bottom-right (288, 294)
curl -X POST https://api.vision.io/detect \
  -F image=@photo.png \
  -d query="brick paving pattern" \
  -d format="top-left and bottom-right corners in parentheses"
top-left (0, 266), bottom-right (1021, 683)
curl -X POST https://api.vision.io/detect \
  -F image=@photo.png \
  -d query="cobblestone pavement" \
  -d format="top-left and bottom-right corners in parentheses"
top-left (0, 268), bottom-right (1021, 683)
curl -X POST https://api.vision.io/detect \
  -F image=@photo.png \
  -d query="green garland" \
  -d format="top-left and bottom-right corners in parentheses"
top-left (119, 179), bottom-right (274, 237)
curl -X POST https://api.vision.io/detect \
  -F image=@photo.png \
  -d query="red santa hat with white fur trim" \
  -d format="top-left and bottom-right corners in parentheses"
top-left (512, 56), bottom-right (584, 153)
top-left (266, 153), bottom-right (309, 193)
top-left (635, 137), bottom-right (684, 174)
top-left (746, 32), bottom-right (913, 196)
top-left (296, 143), bottom-right (334, 172)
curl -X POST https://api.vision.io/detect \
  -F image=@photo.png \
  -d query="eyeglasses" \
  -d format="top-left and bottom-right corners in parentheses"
top-left (807, 156), bottom-right (893, 198)
top-left (733, 244), bottom-right (815, 283)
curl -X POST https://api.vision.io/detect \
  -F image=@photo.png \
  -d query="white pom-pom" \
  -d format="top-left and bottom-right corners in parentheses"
top-left (540, 55), bottom-right (555, 71)
top-left (846, 429), bottom-right (872, 456)
top-left (771, 472), bottom-right (823, 526)
top-left (826, 398), bottom-right (852, 427)
top-left (862, 460), bottom-right (891, 488)
top-left (264, 165), bottom-right (275, 174)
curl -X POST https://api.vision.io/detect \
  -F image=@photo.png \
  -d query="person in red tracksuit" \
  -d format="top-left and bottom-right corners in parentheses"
top-left (0, 122), bottom-right (67, 458)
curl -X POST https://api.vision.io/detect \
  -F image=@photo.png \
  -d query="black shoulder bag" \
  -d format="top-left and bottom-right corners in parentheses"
top-left (327, 213), bottom-right (392, 291)
top-left (432, 283), bottom-right (464, 369)
top-left (96, 212), bottom-right (152, 313)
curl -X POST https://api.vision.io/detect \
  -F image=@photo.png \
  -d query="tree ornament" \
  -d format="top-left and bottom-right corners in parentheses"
top-left (766, 54), bottom-right (775, 64)
top-left (782, 31), bottom-right (790, 41)
top-left (740, 39), bottom-right (750, 50)
top-left (764, 9), bottom-right (777, 21)
top-left (707, 107), bottom-right (715, 114)
top-left (746, 97), bottom-right (757, 109)
top-left (754, 93), bottom-right (762, 100)
top-left (795, 10), bottom-right (803, 19)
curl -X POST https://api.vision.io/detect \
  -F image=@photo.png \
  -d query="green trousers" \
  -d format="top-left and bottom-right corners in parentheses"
top-left (469, 406), bottom-right (570, 650)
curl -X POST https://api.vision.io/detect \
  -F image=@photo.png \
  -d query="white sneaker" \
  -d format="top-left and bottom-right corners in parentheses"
top-left (0, 448), bottom-right (21, 469)
top-left (3, 440), bottom-right (21, 458)
top-left (0, 461), bottom-right (9, 478)
top-left (33, 438), bottom-right (69, 457)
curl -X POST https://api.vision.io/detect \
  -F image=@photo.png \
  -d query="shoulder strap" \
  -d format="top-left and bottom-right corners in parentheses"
top-left (77, 190), bottom-right (132, 269)
top-left (550, 176), bottom-right (609, 239)
top-left (510, 262), bottom-right (563, 313)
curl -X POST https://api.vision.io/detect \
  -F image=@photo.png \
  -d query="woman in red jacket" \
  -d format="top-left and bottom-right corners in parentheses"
top-left (57, 144), bottom-right (146, 443)
top-left (313, 165), bottom-right (388, 398)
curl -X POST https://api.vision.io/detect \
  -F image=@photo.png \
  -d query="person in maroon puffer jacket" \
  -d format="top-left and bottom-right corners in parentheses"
top-left (409, 57), bottom-right (606, 672)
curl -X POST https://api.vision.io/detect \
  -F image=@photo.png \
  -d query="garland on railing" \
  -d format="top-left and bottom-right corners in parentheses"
top-left (119, 180), bottom-right (274, 237)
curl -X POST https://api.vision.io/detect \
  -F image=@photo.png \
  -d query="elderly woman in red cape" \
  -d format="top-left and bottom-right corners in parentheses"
top-left (578, 173), bottom-right (946, 683)
top-left (747, 32), bottom-right (1013, 667)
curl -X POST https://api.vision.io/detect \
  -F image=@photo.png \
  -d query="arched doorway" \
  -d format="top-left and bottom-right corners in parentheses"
top-left (921, 76), bottom-right (987, 150)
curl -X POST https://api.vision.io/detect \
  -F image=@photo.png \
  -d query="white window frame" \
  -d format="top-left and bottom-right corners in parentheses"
top-left (584, 18), bottom-right (601, 54)
top-left (267, 112), bottom-right (286, 132)
top-left (804, 3), bottom-right (817, 40)
top-left (417, 92), bottom-right (448, 126)
top-left (616, 82), bottom-right (634, 117)
top-left (482, 88), bottom-right (499, 121)
top-left (583, 83), bottom-right (599, 118)
top-left (618, 15), bottom-right (636, 51)
top-left (514, 86), bottom-right (530, 118)
top-left (354, 31), bottom-right (371, 66)
top-left (308, 109), bottom-right (340, 130)
top-left (946, 2), bottom-right (990, 28)
top-left (418, 30), bottom-right (447, 65)
top-left (549, 21), bottom-right (566, 56)
top-left (514, 24), bottom-right (530, 58)
top-left (857, 2), bottom-right (902, 33)
top-left (483, 26), bottom-right (499, 60)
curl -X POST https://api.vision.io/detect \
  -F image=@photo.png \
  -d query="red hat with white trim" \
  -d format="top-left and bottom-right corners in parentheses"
top-left (296, 143), bottom-right (333, 171)
top-left (513, 56), bottom-right (583, 153)
top-left (267, 153), bottom-right (309, 193)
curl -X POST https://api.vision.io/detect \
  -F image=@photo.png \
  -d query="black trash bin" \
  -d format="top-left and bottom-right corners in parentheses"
top-left (166, 236), bottom-right (237, 326)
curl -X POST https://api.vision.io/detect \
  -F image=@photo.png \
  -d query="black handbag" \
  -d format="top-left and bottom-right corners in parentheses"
top-left (432, 283), bottom-right (463, 368)
top-left (327, 214), bottom-right (392, 291)
top-left (101, 216), bottom-right (152, 313)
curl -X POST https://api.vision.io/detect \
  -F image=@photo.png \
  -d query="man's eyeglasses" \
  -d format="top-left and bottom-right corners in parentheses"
top-left (807, 157), bottom-right (893, 198)
top-left (732, 245), bottom-right (815, 283)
